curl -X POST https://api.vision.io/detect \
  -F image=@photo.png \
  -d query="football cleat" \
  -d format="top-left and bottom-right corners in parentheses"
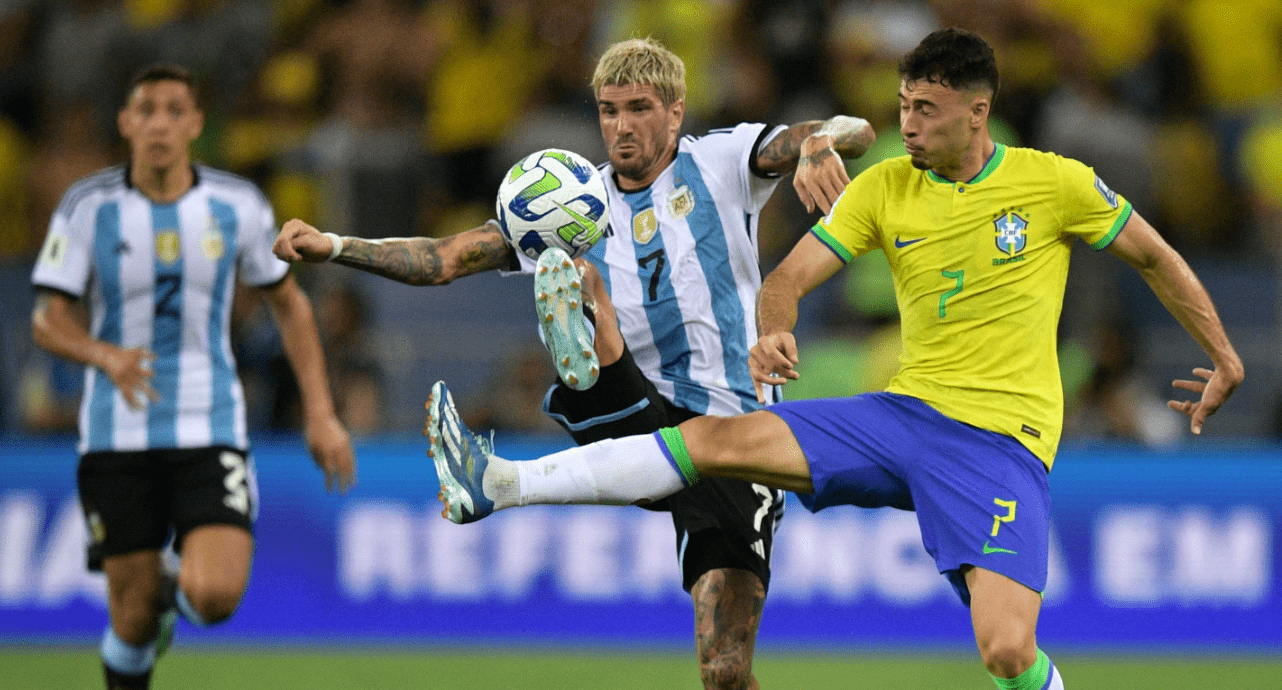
top-left (535, 247), bottom-right (598, 390)
top-left (155, 550), bottom-right (180, 657)
top-left (424, 381), bottom-right (495, 523)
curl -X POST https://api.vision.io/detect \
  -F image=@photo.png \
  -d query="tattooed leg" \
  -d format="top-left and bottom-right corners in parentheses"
top-left (692, 568), bottom-right (766, 690)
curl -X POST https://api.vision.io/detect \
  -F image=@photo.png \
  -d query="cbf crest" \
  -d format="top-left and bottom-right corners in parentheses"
top-left (993, 210), bottom-right (1028, 256)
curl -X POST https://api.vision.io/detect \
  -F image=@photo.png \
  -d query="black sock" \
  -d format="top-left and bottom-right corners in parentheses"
top-left (104, 664), bottom-right (152, 690)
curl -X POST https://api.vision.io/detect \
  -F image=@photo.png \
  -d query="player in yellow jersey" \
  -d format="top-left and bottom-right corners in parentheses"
top-left (423, 29), bottom-right (1242, 690)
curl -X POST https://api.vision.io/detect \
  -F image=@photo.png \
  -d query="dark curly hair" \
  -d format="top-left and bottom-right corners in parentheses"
top-left (898, 28), bottom-right (999, 99)
top-left (125, 63), bottom-right (197, 105)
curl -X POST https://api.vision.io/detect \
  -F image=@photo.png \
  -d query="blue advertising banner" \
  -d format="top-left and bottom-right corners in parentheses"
top-left (2, 435), bottom-right (1280, 650)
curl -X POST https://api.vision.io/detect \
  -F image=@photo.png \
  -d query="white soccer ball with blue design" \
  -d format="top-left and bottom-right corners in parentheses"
top-left (495, 148), bottom-right (609, 261)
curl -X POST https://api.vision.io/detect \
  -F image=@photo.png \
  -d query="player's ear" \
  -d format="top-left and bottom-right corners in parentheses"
top-left (190, 107), bottom-right (205, 140)
top-left (669, 98), bottom-right (685, 128)
top-left (117, 107), bottom-right (131, 140)
top-left (969, 92), bottom-right (990, 127)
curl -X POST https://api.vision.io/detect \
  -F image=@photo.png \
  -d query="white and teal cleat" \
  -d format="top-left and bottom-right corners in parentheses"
top-left (424, 381), bottom-right (495, 524)
top-left (155, 553), bottom-right (180, 658)
top-left (535, 247), bottom-right (599, 391)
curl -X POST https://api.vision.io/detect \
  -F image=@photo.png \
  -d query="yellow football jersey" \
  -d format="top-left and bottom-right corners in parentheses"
top-left (811, 144), bottom-right (1132, 469)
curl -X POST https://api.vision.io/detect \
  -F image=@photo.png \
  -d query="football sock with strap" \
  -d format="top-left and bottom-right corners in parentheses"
top-left (100, 627), bottom-right (155, 689)
top-left (493, 431), bottom-right (695, 510)
top-left (175, 588), bottom-right (209, 627)
top-left (990, 649), bottom-right (1063, 690)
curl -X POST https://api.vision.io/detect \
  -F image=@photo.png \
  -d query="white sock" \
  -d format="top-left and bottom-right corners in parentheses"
top-left (487, 434), bottom-right (689, 509)
top-left (1046, 664), bottom-right (1063, 690)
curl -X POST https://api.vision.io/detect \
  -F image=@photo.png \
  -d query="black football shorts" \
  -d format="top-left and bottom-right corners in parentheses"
top-left (77, 445), bottom-right (257, 571)
top-left (545, 347), bottom-right (785, 592)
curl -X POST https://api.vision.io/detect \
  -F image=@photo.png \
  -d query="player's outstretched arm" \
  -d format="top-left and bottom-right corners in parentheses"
top-left (31, 289), bottom-right (157, 410)
top-left (1106, 212), bottom-right (1244, 434)
top-left (262, 274), bottom-right (357, 492)
top-left (751, 233), bottom-right (846, 402)
top-left (756, 115), bottom-right (876, 214)
top-left (273, 218), bottom-right (515, 286)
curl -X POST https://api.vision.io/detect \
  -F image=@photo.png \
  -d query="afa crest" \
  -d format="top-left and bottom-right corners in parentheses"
top-left (993, 211), bottom-right (1028, 256)
top-left (155, 230), bottom-right (181, 264)
top-left (202, 216), bottom-right (225, 260)
top-left (667, 185), bottom-right (694, 220)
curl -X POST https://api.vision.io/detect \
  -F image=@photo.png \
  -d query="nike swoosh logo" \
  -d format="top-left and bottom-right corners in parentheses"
top-left (982, 540), bottom-right (1018, 555)
top-left (552, 200), bottom-right (603, 243)
top-left (894, 236), bottom-right (926, 248)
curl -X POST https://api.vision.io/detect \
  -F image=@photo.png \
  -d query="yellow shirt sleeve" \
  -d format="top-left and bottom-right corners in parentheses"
top-left (1056, 156), bottom-right (1133, 249)
top-left (810, 163), bottom-right (887, 263)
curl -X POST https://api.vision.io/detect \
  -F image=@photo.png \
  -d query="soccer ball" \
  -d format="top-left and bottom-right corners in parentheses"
top-left (495, 148), bottom-right (609, 261)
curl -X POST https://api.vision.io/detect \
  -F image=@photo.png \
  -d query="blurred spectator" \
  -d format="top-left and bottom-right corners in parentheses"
top-left (304, 0), bottom-right (435, 239)
top-left (16, 349), bottom-right (81, 433)
top-left (25, 100), bottom-right (116, 256)
top-left (36, 0), bottom-right (134, 133)
top-left (123, 0), bottom-right (275, 119)
top-left (600, 0), bottom-right (730, 127)
top-left (314, 281), bottom-right (385, 435)
top-left (0, 113), bottom-right (31, 258)
top-left (422, 0), bottom-right (546, 215)
top-left (463, 344), bottom-right (565, 436)
top-left (1064, 319), bottom-right (1183, 447)
top-left (1179, 0), bottom-right (1282, 183)
top-left (1239, 111), bottom-right (1282, 260)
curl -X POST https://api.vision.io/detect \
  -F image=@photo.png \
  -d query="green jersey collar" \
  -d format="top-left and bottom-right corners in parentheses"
top-left (926, 143), bottom-right (1006, 185)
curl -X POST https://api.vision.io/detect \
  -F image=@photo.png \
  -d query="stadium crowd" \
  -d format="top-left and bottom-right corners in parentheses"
top-left (1, 0), bottom-right (1279, 442)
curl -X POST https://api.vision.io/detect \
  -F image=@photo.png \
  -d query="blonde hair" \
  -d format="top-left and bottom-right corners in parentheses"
top-left (591, 38), bottom-right (686, 106)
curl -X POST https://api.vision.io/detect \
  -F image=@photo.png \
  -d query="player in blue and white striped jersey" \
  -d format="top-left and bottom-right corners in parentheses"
top-left (31, 64), bottom-right (355, 690)
top-left (274, 38), bottom-right (872, 690)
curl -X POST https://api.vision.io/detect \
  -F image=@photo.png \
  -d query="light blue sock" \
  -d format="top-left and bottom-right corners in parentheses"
top-left (100, 626), bottom-right (156, 675)
top-left (176, 589), bottom-right (209, 627)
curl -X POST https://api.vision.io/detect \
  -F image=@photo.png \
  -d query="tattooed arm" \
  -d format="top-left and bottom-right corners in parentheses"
top-left (273, 218), bottom-right (515, 286)
top-left (755, 115), bottom-right (876, 214)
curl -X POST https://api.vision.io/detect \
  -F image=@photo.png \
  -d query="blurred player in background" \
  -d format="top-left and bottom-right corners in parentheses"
top-left (31, 64), bottom-right (356, 690)
top-left (422, 29), bottom-right (1244, 690)
top-left (275, 37), bottom-right (873, 690)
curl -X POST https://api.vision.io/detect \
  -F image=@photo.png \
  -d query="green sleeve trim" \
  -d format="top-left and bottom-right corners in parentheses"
top-left (809, 225), bottom-right (853, 263)
top-left (1090, 201), bottom-right (1133, 250)
top-left (658, 427), bottom-right (699, 486)
top-left (989, 648), bottom-right (1050, 690)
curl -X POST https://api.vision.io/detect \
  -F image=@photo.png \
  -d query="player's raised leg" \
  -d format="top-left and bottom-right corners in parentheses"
top-left (967, 566), bottom-right (1064, 689)
top-left (427, 400), bottom-right (813, 519)
top-left (172, 526), bottom-right (253, 627)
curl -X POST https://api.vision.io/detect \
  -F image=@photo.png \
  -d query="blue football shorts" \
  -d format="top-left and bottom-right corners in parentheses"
top-left (770, 391), bottom-right (1050, 605)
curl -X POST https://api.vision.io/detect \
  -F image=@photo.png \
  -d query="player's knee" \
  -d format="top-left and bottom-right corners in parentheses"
top-left (700, 655), bottom-right (753, 690)
top-left (110, 605), bottom-right (161, 646)
top-left (683, 415), bottom-right (747, 473)
top-left (181, 581), bottom-right (243, 624)
top-left (978, 635), bottom-right (1036, 678)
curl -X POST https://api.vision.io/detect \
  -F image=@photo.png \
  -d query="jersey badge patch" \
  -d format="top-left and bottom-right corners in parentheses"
top-left (993, 210), bottom-right (1028, 257)
top-left (667, 185), bottom-right (694, 220)
top-left (38, 230), bottom-right (69, 269)
top-left (156, 230), bottom-right (181, 265)
top-left (633, 208), bottom-right (658, 244)
top-left (1094, 175), bottom-right (1119, 208)
top-left (201, 223), bottom-right (225, 261)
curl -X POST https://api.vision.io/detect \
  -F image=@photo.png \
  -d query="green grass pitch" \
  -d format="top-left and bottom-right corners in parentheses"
top-left (3, 648), bottom-right (1278, 689)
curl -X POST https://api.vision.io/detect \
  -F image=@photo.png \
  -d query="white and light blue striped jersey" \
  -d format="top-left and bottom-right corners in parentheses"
top-left (31, 164), bottom-right (288, 454)
top-left (515, 122), bottom-right (786, 415)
